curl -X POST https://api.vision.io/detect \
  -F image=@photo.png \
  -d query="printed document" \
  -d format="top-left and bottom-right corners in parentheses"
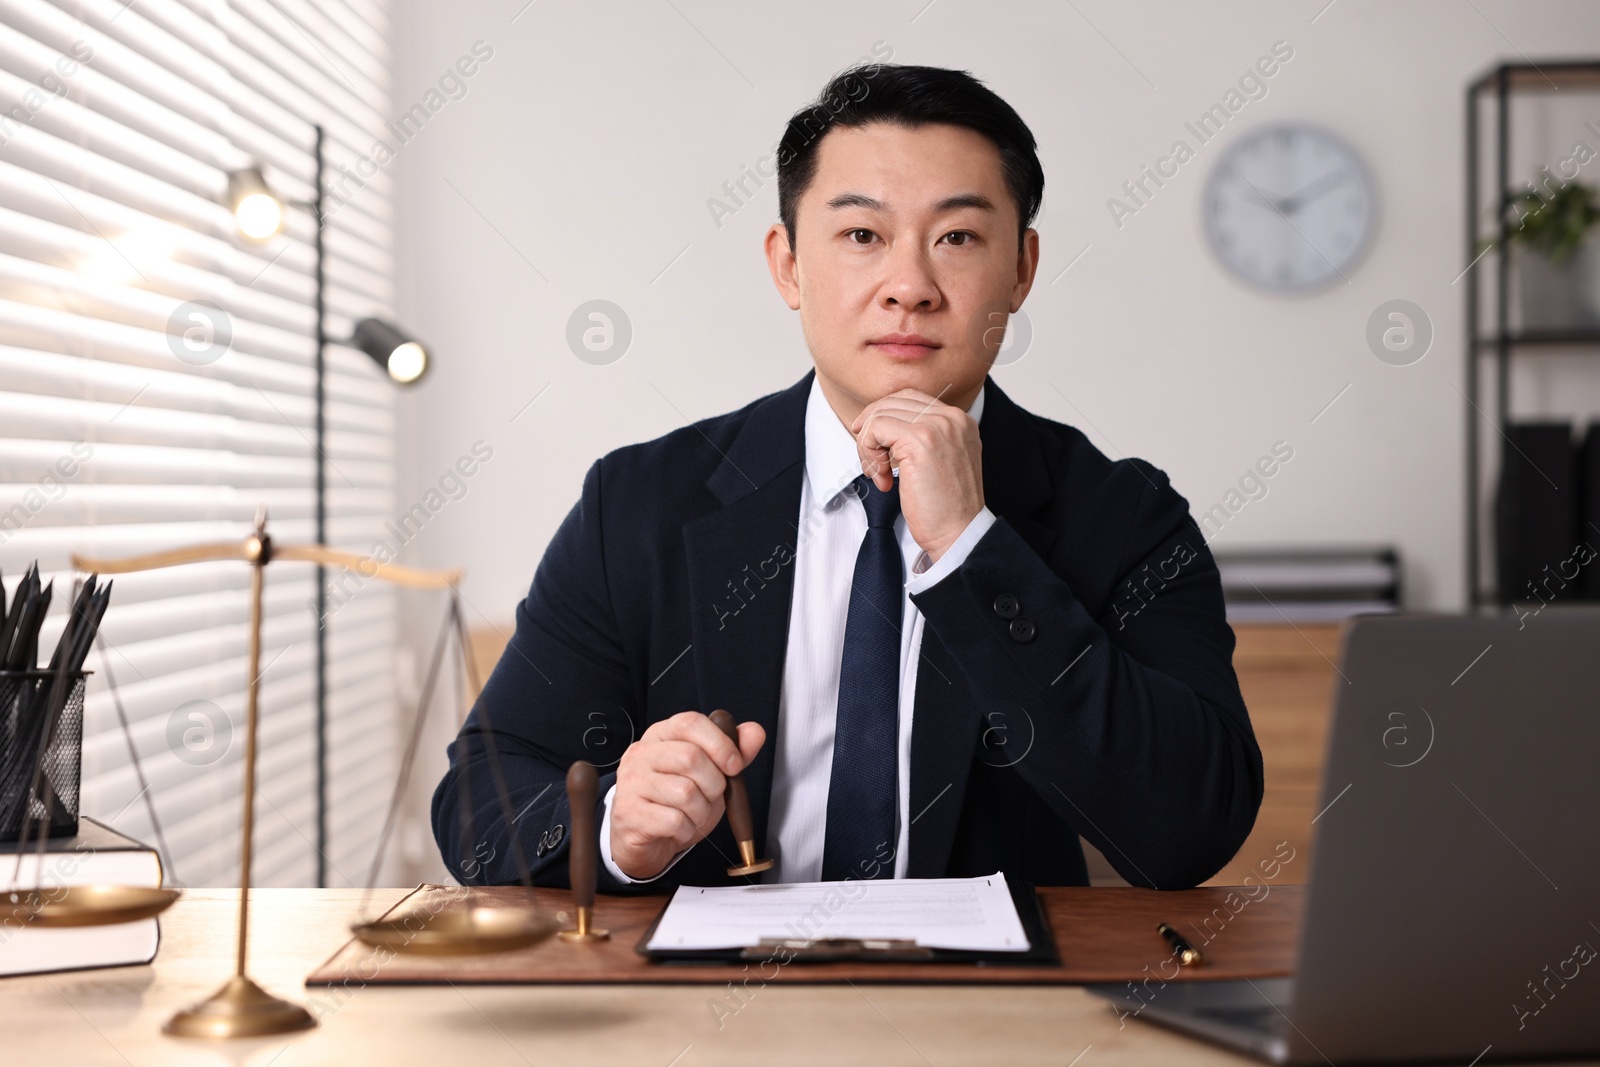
top-left (645, 871), bottom-right (1030, 952)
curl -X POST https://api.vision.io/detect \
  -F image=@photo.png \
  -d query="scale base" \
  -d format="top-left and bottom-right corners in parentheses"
top-left (164, 976), bottom-right (317, 1038)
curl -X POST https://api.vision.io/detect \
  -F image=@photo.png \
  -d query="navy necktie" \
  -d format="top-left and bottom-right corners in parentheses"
top-left (821, 474), bottom-right (903, 881)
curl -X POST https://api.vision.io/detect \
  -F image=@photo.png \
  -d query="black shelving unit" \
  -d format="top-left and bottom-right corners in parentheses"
top-left (1464, 60), bottom-right (1600, 608)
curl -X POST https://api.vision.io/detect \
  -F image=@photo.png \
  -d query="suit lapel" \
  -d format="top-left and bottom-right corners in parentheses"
top-left (682, 372), bottom-right (811, 855)
top-left (907, 375), bottom-right (1057, 877)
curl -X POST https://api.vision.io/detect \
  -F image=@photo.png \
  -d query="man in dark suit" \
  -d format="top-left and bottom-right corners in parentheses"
top-left (432, 63), bottom-right (1263, 892)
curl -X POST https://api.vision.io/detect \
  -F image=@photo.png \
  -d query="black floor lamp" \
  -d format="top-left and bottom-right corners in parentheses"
top-left (225, 125), bottom-right (430, 887)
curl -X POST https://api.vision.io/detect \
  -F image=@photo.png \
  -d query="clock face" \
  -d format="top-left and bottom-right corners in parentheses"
top-left (1203, 124), bottom-right (1376, 292)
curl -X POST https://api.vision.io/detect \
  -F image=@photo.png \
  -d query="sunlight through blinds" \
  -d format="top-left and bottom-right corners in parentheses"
top-left (0, 0), bottom-right (400, 888)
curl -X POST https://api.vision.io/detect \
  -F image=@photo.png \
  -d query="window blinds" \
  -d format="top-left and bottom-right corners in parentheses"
top-left (0, 0), bottom-right (399, 888)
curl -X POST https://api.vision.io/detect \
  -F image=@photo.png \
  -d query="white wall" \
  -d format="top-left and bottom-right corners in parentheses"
top-left (383, 0), bottom-right (1600, 874)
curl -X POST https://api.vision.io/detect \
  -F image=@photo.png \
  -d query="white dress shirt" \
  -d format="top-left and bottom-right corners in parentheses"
top-left (600, 376), bottom-right (997, 883)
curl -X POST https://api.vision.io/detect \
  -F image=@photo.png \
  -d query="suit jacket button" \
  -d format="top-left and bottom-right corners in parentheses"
top-left (1009, 617), bottom-right (1036, 643)
top-left (994, 594), bottom-right (1020, 619)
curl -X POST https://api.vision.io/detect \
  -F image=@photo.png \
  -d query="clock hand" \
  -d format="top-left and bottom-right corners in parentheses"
top-left (1278, 169), bottom-right (1350, 214)
top-left (1239, 177), bottom-right (1291, 215)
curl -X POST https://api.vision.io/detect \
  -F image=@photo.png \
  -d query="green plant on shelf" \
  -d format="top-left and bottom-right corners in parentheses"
top-left (1479, 180), bottom-right (1600, 266)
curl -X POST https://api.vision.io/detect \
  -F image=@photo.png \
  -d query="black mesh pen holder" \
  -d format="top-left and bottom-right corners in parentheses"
top-left (0, 670), bottom-right (88, 843)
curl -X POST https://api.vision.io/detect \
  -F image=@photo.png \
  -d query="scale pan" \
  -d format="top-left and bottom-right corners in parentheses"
top-left (350, 905), bottom-right (559, 955)
top-left (6, 885), bottom-right (181, 927)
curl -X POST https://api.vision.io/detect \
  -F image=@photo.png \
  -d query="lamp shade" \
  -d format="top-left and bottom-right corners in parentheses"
top-left (226, 166), bottom-right (284, 241)
top-left (352, 318), bottom-right (429, 385)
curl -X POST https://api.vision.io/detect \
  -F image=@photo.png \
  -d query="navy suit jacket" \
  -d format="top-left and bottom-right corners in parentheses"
top-left (431, 370), bottom-right (1263, 892)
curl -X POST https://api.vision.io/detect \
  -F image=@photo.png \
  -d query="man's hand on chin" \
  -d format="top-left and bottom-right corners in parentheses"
top-left (851, 388), bottom-right (985, 564)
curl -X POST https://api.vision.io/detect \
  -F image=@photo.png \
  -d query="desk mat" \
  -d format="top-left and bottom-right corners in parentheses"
top-left (307, 883), bottom-right (1302, 987)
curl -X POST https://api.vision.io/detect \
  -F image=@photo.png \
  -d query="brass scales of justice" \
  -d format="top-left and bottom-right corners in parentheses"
top-left (3, 506), bottom-right (564, 1038)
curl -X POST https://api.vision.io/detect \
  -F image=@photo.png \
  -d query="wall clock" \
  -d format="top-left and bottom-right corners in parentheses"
top-left (1203, 123), bottom-right (1376, 292)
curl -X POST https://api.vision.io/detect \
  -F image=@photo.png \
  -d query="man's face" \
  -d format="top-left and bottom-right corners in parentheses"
top-left (766, 121), bottom-right (1039, 421)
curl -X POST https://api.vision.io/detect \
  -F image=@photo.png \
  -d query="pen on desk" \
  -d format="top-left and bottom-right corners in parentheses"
top-left (1158, 921), bottom-right (1203, 966)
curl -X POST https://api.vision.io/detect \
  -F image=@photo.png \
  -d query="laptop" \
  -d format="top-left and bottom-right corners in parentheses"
top-left (1087, 608), bottom-right (1600, 1063)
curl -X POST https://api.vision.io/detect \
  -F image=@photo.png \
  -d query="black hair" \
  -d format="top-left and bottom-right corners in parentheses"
top-left (776, 63), bottom-right (1044, 253)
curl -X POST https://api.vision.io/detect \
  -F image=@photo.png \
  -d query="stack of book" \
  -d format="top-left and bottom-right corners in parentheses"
top-left (1211, 545), bottom-right (1400, 623)
top-left (0, 818), bottom-right (164, 977)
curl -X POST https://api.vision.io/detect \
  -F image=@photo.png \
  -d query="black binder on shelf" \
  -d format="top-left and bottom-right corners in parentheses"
top-left (1495, 421), bottom-right (1580, 604)
top-left (1582, 421), bottom-right (1600, 600)
top-left (635, 877), bottom-right (1061, 967)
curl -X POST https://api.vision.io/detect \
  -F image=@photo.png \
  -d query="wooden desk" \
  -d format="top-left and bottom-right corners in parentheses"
top-left (309, 884), bottom-right (1301, 985)
top-left (5, 889), bottom-right (1594, 1066)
